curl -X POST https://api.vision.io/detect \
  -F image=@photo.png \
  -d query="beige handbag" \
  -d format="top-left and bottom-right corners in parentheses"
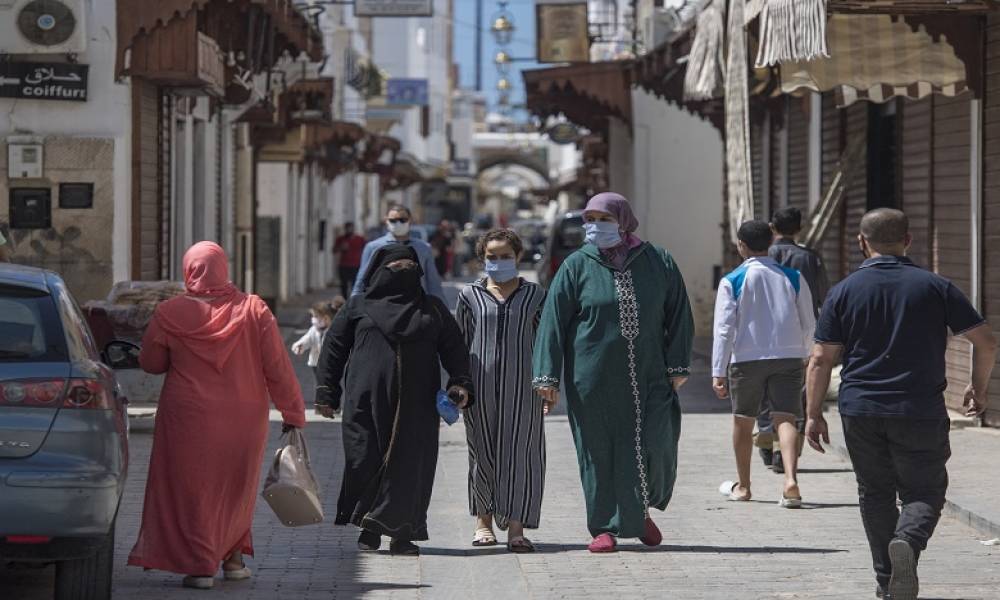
top-left (261, 428), bottom-right (324, 527)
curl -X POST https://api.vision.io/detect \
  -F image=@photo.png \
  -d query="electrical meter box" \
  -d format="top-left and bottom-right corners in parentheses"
top-left (8, 142), bottom-right (44, 179)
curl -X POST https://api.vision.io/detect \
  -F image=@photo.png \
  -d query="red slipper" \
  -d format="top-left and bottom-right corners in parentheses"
top-left (588, 533), bottom-right (617, 553)
top-left (639, 517), bottom-right (662, 547)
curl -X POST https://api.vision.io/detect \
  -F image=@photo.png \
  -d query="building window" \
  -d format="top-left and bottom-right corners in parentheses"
top-left (421, 105), bottom-right (430, 138)
top-left (866, 101), bottom-right (900, 210)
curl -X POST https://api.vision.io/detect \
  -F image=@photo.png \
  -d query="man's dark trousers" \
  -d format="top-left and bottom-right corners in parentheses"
top-left (338, 266), bottom-right (360, 299)
top-left (841, 416), bottom-right (951, 589)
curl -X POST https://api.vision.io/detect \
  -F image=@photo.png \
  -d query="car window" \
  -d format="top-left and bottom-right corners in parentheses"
top-left (0, 285), bottom-right (67, 362)
top-left (50, 279), bottom-right (100, 362)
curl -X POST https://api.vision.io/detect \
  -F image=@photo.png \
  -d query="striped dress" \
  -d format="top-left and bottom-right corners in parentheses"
top-left (456, 278), bottom-right (546, 529)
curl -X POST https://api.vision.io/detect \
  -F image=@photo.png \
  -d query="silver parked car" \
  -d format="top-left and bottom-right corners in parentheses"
top-left (0, 264), bottom-right (137, 600)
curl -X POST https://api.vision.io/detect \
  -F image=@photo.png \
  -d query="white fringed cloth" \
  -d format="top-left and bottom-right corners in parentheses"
top-left (781, 15), bottom-right (968, 108)
top-left (725, 0), bottom-right (754, 243)
top-left (683, 0), bottom-right (725, 101)
top-left (754, 0), bottom-right (830, 67)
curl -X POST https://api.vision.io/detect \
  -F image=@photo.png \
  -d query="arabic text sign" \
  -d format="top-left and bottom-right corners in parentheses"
top-left (0, 62), bottom-right (88, 102)
top-left (386, 79), bottom-right (429, 106)
top-left (355, 0), bottom-right (433, 17)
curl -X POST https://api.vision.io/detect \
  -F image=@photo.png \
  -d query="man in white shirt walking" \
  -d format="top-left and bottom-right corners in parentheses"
top-left (712, 220), bottom-right (816, 507)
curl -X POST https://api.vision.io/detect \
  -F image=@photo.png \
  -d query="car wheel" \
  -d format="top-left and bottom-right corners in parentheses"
top-left (54, 522), bottom-right (114, 600)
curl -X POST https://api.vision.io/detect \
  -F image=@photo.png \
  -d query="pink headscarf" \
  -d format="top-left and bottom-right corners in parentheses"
top-left (156, 242), bottom-right (253, 372)
top-left (585, 192), bottom-right (643, 270)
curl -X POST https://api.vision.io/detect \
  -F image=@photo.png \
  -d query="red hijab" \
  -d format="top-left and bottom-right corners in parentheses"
top-left (156, 242), bottom-right (253, 372)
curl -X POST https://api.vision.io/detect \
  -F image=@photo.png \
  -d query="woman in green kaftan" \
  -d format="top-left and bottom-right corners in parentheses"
top-left (533, 192), bottom-right (693, 553)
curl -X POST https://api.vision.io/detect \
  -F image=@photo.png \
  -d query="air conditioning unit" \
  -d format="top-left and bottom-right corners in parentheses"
top-left (640, 9), bottom-right (682, 53)
top-left (0, 0), bottom-right (87, 55)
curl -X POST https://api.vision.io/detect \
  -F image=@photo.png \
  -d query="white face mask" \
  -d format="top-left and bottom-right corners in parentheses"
top-left (387, 220), bottom-right (411, 237)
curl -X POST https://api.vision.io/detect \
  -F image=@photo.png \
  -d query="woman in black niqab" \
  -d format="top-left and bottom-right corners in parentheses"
top-left (316, 244), bottom-right (473, 556)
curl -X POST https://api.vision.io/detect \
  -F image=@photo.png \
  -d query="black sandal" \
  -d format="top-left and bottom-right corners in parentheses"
top-left (389, 539), bottom-right (420, 556)
top-left (507, 536), bottom-right (535, 553)
top-left (357, 529), bottom-right (381, 552)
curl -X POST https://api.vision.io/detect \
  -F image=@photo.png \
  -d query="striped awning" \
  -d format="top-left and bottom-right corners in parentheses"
top-left (781, 15), bottom-right (970, 107)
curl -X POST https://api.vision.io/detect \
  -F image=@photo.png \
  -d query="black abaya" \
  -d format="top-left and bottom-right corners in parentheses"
top-left (316, 293), bottom-right (472, 541)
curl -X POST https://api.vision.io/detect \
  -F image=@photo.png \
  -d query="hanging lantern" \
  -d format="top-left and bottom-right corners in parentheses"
top-left (490, 3), bottom-right (515, 46)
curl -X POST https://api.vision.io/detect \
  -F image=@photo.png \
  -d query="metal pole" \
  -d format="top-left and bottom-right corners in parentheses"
top-left (475, 0), bottom-right (483, 91)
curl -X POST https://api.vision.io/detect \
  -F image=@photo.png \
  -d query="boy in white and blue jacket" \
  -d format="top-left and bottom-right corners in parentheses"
top-left (712, 220), bottom-right (815, 508)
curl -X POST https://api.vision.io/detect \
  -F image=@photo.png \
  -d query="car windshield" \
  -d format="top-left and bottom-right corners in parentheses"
top-left (557, 216), bottom-right (585, 250)
top-left (0, 286), bottom-right (67, 362)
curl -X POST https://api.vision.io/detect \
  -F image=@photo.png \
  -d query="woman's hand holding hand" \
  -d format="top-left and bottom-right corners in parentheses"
top-left (448, 386), bottom-right (471, 409)
top-left (315, 404), bottom-right (337, 419)
top-left (291, 342), bottom-right (305, 355)
top-left (537, 386), bottom-right (559, 415)
top-left (670, 376), bottom-right (689, 391)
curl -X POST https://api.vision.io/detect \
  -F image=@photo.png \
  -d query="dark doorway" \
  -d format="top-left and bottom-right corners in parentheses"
top-left (866, 102), bottom-right (900, 210)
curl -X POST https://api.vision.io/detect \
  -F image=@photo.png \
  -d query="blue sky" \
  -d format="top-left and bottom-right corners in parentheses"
top-left (453, 0), bottom-right (542, 119)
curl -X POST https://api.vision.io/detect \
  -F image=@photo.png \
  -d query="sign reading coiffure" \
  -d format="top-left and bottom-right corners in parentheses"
top-left (355, 0), bottom-right (433, 17)
top-left (0, 62), bottom-right (88, 102)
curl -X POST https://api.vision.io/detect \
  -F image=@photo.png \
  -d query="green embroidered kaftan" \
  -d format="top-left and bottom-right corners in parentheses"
top-left (532, 242), bottom-right (694, 538)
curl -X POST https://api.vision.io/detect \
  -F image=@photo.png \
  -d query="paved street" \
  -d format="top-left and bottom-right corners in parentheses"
top-left (3, 286), bottom-right (1000, 599)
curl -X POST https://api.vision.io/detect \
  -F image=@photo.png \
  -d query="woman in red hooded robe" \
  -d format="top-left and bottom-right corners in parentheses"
top-left (127, 242), bottom-right (306, 589)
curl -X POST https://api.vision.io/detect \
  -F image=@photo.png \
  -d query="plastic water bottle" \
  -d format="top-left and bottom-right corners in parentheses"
top-left (436, 389), bottom-right (460, 425)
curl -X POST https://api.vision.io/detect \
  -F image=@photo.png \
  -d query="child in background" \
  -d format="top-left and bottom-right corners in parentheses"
top-left (291, 299), bottom-right (343, 374)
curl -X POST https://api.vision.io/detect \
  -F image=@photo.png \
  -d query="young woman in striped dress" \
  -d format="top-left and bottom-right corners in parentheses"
top-left (456, 229), bottom-right (549, 553)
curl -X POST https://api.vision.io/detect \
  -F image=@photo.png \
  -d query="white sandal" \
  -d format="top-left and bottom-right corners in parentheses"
top-left (472, 527), bottom-right (498, 547)
top-left (718, 480), bottom-right (751, 502)
top-left (224, 566), bottom-right (252, 581)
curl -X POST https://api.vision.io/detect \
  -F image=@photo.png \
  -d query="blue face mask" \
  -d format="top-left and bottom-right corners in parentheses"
top-left (584, 221), bottom-right (623, 249)
top-left (484, 258), bottom-right (519, 283)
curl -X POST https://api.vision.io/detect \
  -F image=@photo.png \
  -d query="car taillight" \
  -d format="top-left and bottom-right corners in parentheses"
top-left (0, 380), bottom-right (65, 407)
top-left (5, 536), bottom-right (52, 544)
top-left (0, 379), bottom-right (111, 409)
top-left (64, 380), bottom-right (113, 410)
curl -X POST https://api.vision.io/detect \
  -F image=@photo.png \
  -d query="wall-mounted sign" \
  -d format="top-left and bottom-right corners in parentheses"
top-left (451, 159), bottom-right (471, 176)
top-left (59, 183), bottom-right (94, 209)
top-left (536, 3), bottom-right (590, 63)
top-left (546, 122), bottom-right (581, 145)
top-left (386, 78), bottom-right (428, 106)
top-left (0, 62), bottom-right (88, 102)
top-left (355, 0), bottom-right (433, 17)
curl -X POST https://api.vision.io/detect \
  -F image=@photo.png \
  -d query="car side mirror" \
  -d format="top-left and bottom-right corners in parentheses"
top-left (103, 341), bottom-right (142, 370)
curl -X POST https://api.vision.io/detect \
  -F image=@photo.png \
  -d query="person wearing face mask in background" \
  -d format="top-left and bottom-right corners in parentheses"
top-left (315, 245), bottom-right (473, 556)
top-left (533, 192), bottom-right (694, 554)
top-left (455, 229), bottom-right (547, 553)
top-left (351, 205), bottom-right (446, 302)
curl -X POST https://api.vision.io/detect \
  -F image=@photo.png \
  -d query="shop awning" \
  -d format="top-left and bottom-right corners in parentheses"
top-left (781, 14), bottom-right (983, 106)
top-left (523, 61), bottom-right (633, 133)
top-left (117, 0), bottom-right (323, 79)
top-left (829, 0), bottom-right (995, 13)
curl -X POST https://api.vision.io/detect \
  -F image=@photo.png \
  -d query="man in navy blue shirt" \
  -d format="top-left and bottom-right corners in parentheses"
top-left (805, 208), bottom-right (996, 600)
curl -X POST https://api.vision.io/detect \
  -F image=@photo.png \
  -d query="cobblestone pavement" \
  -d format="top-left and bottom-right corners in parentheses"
top-left (3, 285), bottom-right (999, 599)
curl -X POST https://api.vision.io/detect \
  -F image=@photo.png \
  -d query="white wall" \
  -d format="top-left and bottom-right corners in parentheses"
top-left (631, 89), bottom-right (724, 335)
top-left (0, 0), bottom-right (132, 283)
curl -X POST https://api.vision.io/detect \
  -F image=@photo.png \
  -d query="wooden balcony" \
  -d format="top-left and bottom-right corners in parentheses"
top-left (126, 16), bottom-right (225, 96)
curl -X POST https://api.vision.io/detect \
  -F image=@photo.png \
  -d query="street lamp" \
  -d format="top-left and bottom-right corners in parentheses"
top-left (496, 77), bottom-right (511, 91)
